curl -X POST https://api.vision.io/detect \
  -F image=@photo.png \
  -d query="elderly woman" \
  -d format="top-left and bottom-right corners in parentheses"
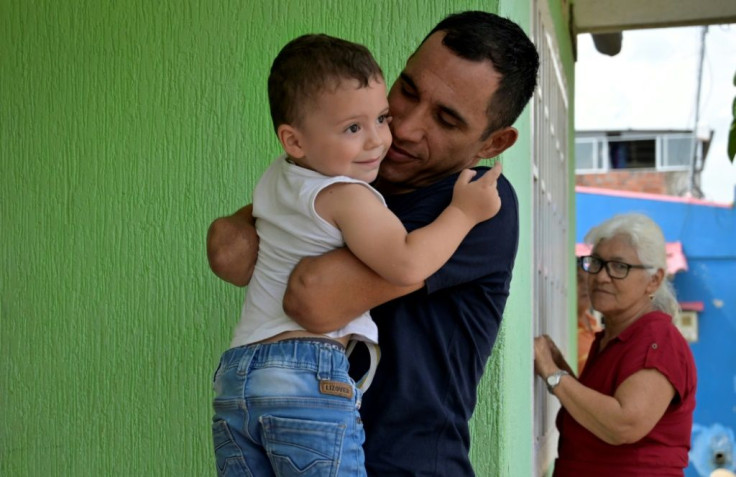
top-left (534, 213), bottom-right (697, 476)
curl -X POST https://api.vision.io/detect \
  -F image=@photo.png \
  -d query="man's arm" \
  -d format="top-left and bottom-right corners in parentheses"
top-left (206, 205), bottom-right (258, 287)
top-left (283, 248), bottom-right (422, 334)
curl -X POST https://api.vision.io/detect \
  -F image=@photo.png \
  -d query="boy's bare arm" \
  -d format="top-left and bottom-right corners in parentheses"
top-left (206, 205), bottom-right (258, 287)
top-left (319, 163), bottom-right (502, 286)
top-left (284, 248), bottom-right (422, 333)
top-left (286, 163), bottom-right (502, 332)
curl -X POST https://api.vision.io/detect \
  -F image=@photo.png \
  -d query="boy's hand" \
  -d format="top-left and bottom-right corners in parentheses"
top-left (450, 161), bottom-right (502, 224)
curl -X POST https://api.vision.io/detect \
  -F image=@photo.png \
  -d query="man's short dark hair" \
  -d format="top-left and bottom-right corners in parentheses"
top-left (423, 11), bottom-right (540, 138)
top-left (268, 34), bottom-right (384, 132)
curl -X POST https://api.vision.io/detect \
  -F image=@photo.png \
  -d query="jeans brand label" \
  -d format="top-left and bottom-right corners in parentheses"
top-left (319, 380), bottom-right (353, 399)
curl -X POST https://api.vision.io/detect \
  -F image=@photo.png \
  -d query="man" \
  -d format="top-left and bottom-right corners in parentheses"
top-left (208, 11), bottom-right (539, 475)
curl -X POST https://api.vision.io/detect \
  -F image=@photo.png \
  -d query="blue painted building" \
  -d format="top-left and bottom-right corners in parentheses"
top-left (576, 186), bottom-right (736, 476)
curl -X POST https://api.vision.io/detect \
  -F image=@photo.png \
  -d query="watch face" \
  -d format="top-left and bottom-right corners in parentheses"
top-left (546, 371), bottom-right (566, 391)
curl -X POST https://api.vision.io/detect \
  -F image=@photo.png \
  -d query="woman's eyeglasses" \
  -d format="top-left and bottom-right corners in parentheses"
top-left (579, 255), bottom-right (653, 280)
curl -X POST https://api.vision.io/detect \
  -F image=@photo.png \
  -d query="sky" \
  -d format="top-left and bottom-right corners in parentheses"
top-left (575, 24), bottom-right (736, 203)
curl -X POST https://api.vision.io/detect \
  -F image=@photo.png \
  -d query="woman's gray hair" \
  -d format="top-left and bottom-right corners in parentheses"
top-left (583, 213), bottom-right (680, 319)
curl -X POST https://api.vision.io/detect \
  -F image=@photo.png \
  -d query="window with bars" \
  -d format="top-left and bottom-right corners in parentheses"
top-left (531, 1), bottom-right (571, 474)
top-left (574, 132), bottom-right (701, 173)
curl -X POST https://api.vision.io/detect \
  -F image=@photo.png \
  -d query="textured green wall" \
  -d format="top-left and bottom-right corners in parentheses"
top-left (468, 2), bottom-right (535, 475)
top-left (0, 0), bottom-right (544, 475)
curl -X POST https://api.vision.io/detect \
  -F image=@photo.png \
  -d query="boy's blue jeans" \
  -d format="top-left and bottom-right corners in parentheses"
top-left (211, 339), bottom-right (367, 477)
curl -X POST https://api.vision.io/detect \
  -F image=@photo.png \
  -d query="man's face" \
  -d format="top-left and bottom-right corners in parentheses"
top-left (377, 32), bottom-right (502, 193)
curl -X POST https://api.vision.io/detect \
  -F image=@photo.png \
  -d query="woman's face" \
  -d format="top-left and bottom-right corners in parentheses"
top-left (586, 234), bottom-right (662, 319)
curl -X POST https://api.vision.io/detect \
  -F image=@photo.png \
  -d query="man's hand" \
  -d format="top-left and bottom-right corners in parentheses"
top-left (450, 161), bottom-right (502, 224)
top-left (206, 205), bottom-right (258, 287)
top-left (284, 248), bottom-right (422, 333)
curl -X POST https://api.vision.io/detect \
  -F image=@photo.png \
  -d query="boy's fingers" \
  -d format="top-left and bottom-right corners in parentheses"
top-left (457, 168), bottom-right (478, 185)
top-left (476, 161), bottom-right (502, 185)
top-left (491, 160), bottom-right (502, 176)
top-left (487, 161), bottom-right (503, 181)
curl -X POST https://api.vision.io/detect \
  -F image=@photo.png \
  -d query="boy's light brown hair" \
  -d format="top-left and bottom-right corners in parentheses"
top-left (268, 34), bottom-right (384, 133)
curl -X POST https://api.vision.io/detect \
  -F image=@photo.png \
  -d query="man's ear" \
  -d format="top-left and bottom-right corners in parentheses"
top-left (277, 124), bottom-right (306, 159)
top-left (477, 126), bottom-right (518, 159)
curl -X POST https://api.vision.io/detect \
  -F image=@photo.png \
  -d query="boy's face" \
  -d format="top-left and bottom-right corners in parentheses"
top-left (377, 32), bottom-right (508, 193)
top-left (289, 78), bottom-right (392, 184)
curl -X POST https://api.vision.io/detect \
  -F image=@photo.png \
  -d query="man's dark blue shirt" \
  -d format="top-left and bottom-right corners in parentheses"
top-left (350, 166), bottom-right (519, 476)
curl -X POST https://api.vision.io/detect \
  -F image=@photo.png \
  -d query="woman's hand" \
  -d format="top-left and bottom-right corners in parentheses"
top-left (534, 334), bottom-right (575, 378)
top-left (534, 335), bottom-right (556, 378)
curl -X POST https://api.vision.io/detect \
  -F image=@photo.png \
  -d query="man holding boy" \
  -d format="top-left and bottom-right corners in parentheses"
top-left (208, 11), bottom-right (539, 476)
top-left (213, 33), bottom-right (502, 477)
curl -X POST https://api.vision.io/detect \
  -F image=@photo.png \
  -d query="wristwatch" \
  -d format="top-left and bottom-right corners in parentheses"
top-left (545, 370), bottom-right (569, 393)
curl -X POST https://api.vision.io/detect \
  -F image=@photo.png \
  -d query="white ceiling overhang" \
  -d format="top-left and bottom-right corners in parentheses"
top-left (573, 0), bottom-right (736, 34)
